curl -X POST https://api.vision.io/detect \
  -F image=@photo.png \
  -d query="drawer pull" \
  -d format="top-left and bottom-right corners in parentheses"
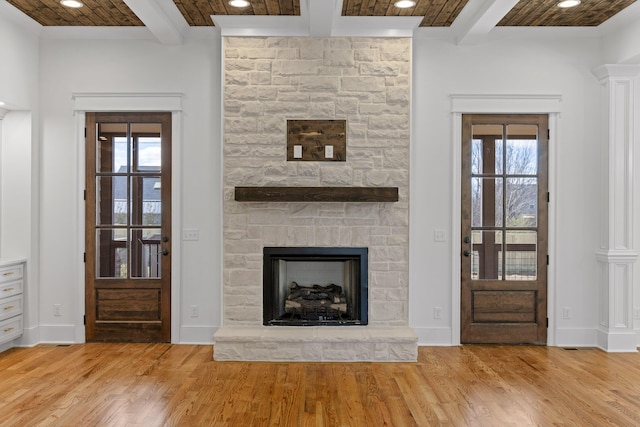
top-left (3, 327), bottom-right (14, 333)
top-left (4, 305), bottom-right (15, 311)
top-left (3, 288), bottom-right (14, 292)
top-left (2, 272), bottom-right (15, 277)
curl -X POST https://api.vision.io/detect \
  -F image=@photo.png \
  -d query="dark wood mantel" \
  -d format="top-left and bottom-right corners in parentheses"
top-left (234, 186), bottom-right (399, 202)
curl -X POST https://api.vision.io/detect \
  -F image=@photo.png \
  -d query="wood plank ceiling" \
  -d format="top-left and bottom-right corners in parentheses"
top-left (5, 0), bottom-right (638, 27)
top-left (6, 0), bottom-right (143, 26)
top-left (498, 0), bottom-right (637, 26)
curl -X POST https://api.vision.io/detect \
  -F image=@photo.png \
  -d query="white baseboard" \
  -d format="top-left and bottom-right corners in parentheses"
top-left (597, 328), bottom-right (638, 352)
top-left (37, 324), bottom-right (77, 344)
top-left (413, 327), bottom-right (454, 346)
top-left (554, 327), bottom-right (598, 348)
top-left (17, 325), bottom-right (40, 347)
top-left (178, 325), bottom-right (217, 344)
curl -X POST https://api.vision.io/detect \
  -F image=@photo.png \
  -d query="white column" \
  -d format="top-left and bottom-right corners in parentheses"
top-left (593, 64), bottom-right (640, 352)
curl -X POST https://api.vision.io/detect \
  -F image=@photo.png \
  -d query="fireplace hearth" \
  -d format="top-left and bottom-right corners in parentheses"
top-left (263, 247), bottom-right (368, 326)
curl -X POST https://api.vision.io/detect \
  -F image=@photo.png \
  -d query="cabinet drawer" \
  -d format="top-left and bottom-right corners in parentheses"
top-left (0, 280), bottom-right (23, 299)
top-left (0, 264), bottom-right (23, 284)
top-left (0, 315), bottom-right (22, 344)
top-left (0, 295), bottom-right (22, 322)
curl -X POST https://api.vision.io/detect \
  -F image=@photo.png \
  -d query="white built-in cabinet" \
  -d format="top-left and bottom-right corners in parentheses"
top-left (0, 259), bottom-right (25, 347)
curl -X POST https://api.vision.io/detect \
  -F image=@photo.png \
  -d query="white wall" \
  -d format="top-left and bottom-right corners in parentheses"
top-left (409, 32), bottom-right (605, 346)
top-left (602, 17), bottom-right (640, 64)
top-left (0, 13), bottom-right (40, 346)
top-left (0, 14), bottom-right (39, 110)
top-left (38, 35), bottom-right (222, 343)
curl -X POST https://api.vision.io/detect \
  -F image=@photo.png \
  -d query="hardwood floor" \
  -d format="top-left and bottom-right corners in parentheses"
top-left (1, 344), bottom-right (640, 426)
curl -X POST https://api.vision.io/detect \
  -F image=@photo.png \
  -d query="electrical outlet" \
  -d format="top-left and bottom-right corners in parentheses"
top-left (53, 304), bottom-right (61, 317)
top-left (563, 306), bottom-right (571, 320)
top-left (434, 307), bottom-right (442, 320)
top-left (190, 305), bottom-right (199, 318)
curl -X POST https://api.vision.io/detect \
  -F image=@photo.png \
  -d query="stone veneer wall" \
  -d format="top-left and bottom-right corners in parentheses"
top-left (216, 37), bottom-right (416, 361)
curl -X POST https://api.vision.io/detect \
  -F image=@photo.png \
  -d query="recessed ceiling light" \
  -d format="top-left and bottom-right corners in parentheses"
top-left (229, 0), bottom-right (250, 7)
top-left (557, 0), bottom-right (581, 8)
top-left (60, 0), bottom-right (84, 8)
top-left (0, 101), bottom-right (5, 106)
top-left (394, 0), bottom-right (416, 8)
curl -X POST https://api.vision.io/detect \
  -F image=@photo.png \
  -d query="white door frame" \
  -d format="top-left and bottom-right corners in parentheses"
top-left (450, 94), bottom-right (562, 345)
top-left (72, 93), bottom-right (183, 343)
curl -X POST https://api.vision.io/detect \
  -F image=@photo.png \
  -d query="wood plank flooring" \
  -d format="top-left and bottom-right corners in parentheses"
top-left (1, 344), bottom-right (640, 426)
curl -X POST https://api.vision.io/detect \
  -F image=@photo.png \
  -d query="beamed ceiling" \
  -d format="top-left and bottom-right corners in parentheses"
top-left (2, 0), bottom-right (639, 44)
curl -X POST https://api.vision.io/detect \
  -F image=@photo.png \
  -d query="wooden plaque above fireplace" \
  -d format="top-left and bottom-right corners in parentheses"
top-left (234, 186), bottom-right (399, 202)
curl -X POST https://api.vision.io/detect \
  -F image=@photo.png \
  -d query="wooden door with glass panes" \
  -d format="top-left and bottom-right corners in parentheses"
top-left (461, 114), bottom-right (548, 344)
top-left (85, 112), bottom-right (171, 342)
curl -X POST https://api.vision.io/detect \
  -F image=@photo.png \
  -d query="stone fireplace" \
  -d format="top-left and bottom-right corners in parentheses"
top-left (214, 36), bottom-right (417, 361)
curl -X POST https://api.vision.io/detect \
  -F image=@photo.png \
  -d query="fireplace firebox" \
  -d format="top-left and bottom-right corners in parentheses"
top-left (263, 247), bottom-right (368, 326)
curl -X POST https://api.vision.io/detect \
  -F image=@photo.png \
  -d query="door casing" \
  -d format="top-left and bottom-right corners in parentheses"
top-left (72, 93), bottom-right (183, 344)
top-left (449, 95), bottom-right (560, 346)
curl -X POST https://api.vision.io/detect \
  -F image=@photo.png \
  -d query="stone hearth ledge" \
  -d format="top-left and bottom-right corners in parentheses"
top-left (213, 326), bottom-right (418, 362)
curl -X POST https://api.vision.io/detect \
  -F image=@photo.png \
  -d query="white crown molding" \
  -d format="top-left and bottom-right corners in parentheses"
top-left (592, 64), bottom-right (640, 82)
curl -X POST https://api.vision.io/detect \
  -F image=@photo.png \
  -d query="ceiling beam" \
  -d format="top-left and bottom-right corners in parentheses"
top-left (213, 0), bottom-right (420, 38)
top-left (123, 0), bottom-right (188, 45)
top-left (453, 0), bottom-right (520, 45)
top-left (308, 0), bottom-right (336, 37)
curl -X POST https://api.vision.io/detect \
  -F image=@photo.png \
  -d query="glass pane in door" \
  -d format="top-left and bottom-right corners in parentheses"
top-left (96, 176), bottom-right (128, 226)
top-left (96, 124), bottom-right (127, 173)
top-left (506, 177), bottom-right (537, 227)
top-left (96, 229), bottom-right (127, 278)
top-left (506, 125), bottom-right (538, 175)
top-left (471, 230), bottom-right (503, 280)
top-left (130, 228), bottom-right (162, 278)
top-left (505, 231), bottom-right (537, 280)
top-left (131, 176), bottom-right (162, 226)
top-left (471, 177), bottom-right (504, 228)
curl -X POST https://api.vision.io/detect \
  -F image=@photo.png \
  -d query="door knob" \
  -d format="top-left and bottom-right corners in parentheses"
top-left (162, 236), bottom-right (169, 242)
top-left (463, 250), bottom-right (471, 257)
top-left (161, 248), bottom-right (169, 256)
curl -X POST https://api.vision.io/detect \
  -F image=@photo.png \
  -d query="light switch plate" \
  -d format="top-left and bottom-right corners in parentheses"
top-left (293, 145), bottom-right (302, 158)
top-left (325, 145), bottom-right (334, 158)
top-left (183, 229), bottom-right (199, 241)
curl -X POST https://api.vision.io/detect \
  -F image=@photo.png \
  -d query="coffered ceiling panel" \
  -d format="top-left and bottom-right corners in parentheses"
top-left (341, 0), bottom-right (469, 27)
top-left (174, 0), bottom-right (300, 26)
top-left (6, 0), bottom-right (143, 26)
top-left (498, 0), bottom-right (637, 26)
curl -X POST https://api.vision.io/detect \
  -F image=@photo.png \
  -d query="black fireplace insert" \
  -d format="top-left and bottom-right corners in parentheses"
top-left (263, 247), bottom-right (368, 326)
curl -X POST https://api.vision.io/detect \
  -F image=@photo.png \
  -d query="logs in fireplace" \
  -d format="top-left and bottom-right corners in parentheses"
top-left (263, 247), bottom-right (368, 326)
top-left (284, 282), bottom-right (347, 321)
